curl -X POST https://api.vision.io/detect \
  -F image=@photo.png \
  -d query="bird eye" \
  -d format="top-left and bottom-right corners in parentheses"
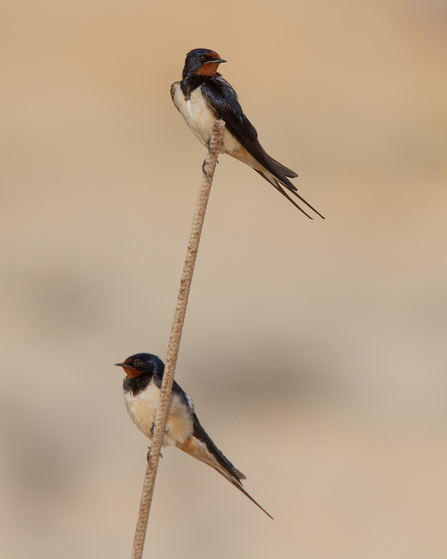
top-left (198, 55), bottom-right (206, 61)
top-left (133, 359), bottom-right (142, 367)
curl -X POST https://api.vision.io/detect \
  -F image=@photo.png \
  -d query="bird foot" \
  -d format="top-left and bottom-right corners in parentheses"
top-left (147, 447), bottom-right (163, 464)
top-left (202, 158), bottom-right (219, 175)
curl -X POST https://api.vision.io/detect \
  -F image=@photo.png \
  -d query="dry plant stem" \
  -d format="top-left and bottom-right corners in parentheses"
top-left (130, 119), bottom-right (226, 559)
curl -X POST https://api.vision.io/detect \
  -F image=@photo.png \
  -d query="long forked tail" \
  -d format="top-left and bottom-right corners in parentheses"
top-left (221, 469), bottom-right (274, 519)
top-left (179, 422), bottom-right (273, 519)
top-left (255, 169), bottom-right (325, 220)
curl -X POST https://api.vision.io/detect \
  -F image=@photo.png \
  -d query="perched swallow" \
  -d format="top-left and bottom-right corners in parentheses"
top-left (171, 48), bottom-right (324, 219)
top-left (116, 352), bottom-right (272, 519)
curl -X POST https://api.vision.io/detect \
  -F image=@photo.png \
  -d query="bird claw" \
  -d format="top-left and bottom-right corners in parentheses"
top-left (147, 447), bottom-right (163, 464)
top-left (202, 158), bottom-right (219, 175)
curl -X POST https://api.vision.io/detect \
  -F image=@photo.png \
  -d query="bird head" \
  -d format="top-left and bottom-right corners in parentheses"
top-left (115, 353), bottom-right (165, 379)
top-left (182, 48), bottom-right (226, 79)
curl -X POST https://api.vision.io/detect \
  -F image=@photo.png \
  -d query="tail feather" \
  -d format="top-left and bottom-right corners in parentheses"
top-left (222, 470), bottom-right (274, 520)
top-left (178, 418), bottom-right (272, 519)
top-left (255, 170), bottom-right (324, 219)
top-left (270, 157), bottom-right (298, 179)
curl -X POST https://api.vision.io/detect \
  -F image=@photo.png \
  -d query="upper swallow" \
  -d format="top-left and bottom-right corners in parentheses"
top-left (171, 48), bottom-right (324, 219)
top-left (116, 352), bottom-right (272, 519)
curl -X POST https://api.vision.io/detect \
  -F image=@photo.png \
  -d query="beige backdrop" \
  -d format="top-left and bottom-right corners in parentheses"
top-left (1, 0), bottom-right (447, 557)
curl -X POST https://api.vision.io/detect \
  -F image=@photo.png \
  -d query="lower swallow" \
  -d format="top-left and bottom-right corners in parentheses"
top-left (116, 352), bottom-right (273, 519)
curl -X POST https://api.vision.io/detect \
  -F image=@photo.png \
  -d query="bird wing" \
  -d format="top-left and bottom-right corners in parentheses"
top-left (202, 77), bottom-right (324, 219)
top-left (201, 77), bottom-right (297, 187)
top-left (191, 411), bottom-right (246, 482)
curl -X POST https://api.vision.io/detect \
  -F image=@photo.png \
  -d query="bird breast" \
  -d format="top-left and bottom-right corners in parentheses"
top-left (123, 380), bottom-right (194, 447)
top-left (171, 82), bottom-right (241, 155)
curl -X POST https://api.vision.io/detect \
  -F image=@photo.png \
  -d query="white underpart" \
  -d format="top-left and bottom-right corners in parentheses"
top-left (123, 379), bottom-right (193, 447)
top-left (172, 82), bottom-right (245, 157)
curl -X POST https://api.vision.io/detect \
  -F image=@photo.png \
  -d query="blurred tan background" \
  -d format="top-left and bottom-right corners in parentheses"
top-left (1, 0), bottom-right (447, 557)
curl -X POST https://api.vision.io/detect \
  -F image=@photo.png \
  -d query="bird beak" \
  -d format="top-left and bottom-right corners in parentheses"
top-left (205, 59), bottom-right (226, 65)
top-left (115, 363), bottom-right (126, 368)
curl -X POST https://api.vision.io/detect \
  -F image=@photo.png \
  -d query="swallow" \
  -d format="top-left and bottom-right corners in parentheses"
top-left (116, 352), bottom-right (272, 519)
top-left (171, 48), bottom-right (324, 219)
